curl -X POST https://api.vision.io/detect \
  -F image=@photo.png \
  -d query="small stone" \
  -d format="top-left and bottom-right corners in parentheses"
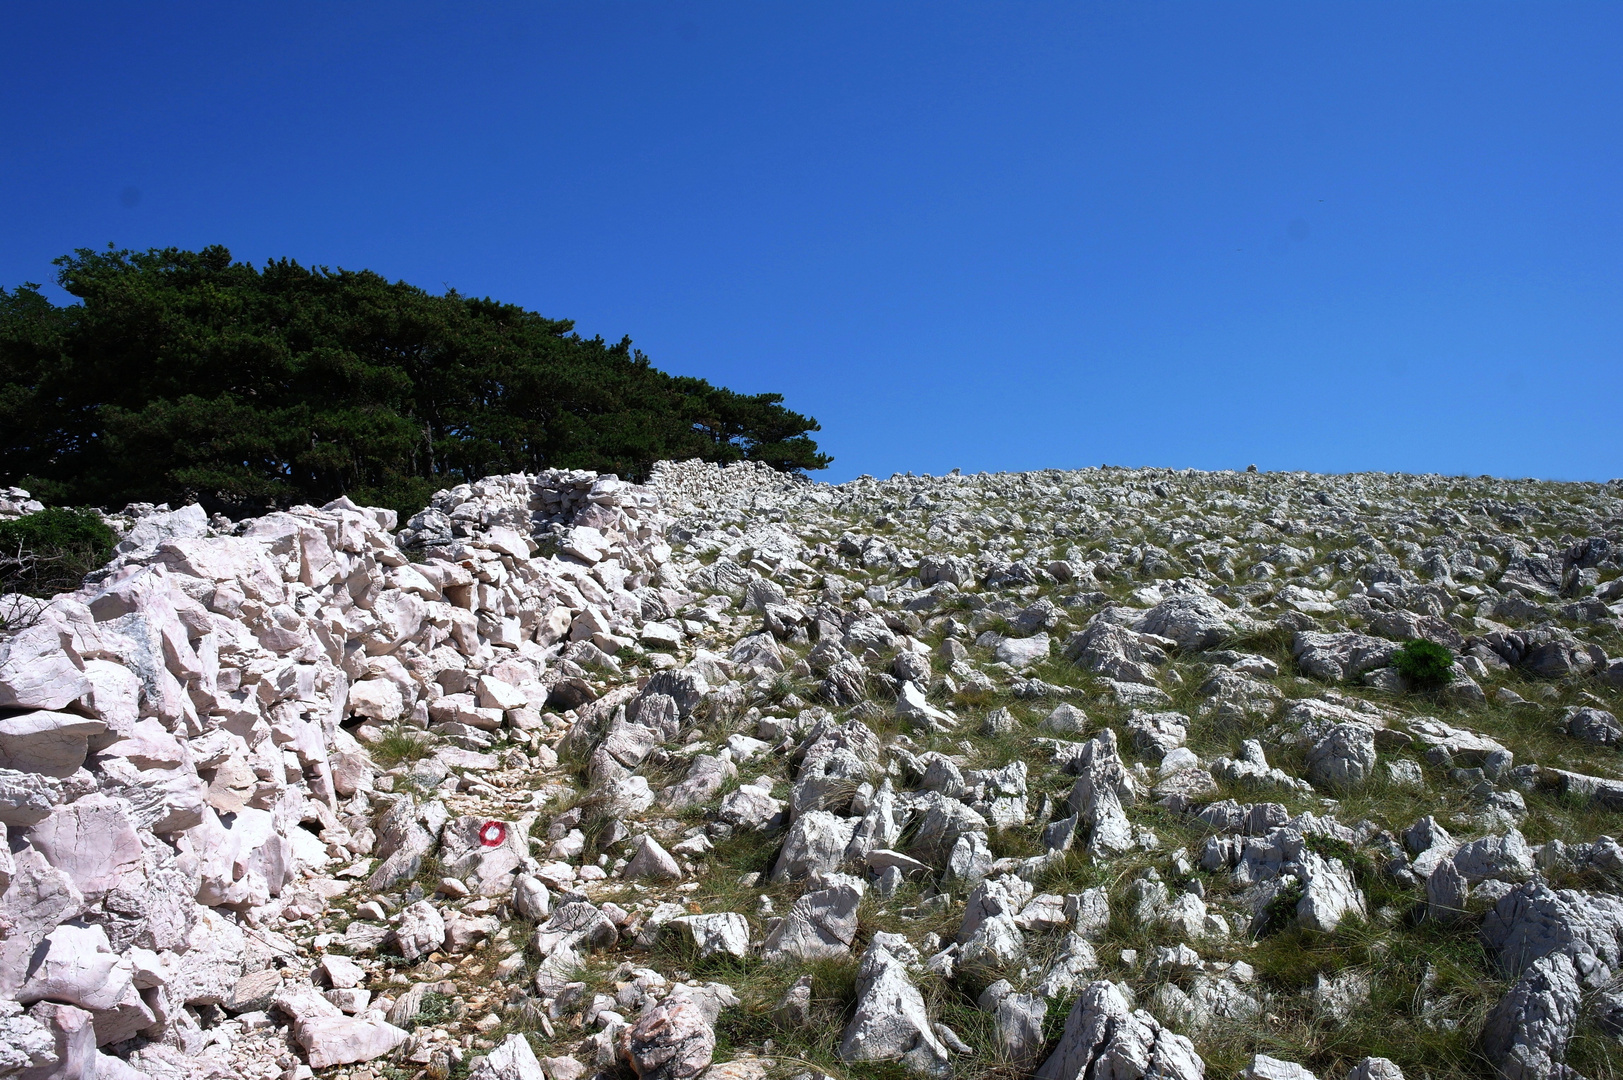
top-left (625, 836), bottom-right (683, 882)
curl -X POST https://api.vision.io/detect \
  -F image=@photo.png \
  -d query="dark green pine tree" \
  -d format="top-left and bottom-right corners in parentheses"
top-left (0, 246), bottom-right (830, 520)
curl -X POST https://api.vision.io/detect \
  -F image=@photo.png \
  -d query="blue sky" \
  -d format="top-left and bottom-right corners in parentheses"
top-left (3, 3), bottom-right (1619, 482)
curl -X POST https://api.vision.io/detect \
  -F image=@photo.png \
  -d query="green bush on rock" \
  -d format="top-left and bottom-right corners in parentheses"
top-left (1391, 638), bottom-right (1455, 686)
top-left (0, 506), bottom-right (117, 601)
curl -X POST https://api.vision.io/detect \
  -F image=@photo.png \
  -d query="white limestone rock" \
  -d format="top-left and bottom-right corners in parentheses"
top-left (1035, 980), bottom-right (1203, 1080)
top-left (0, 711), bottom-right (105, 778)
top-left (761, 881), bottom-right (863, 961)
top-left (838, 933), bottom-right (950, 1076)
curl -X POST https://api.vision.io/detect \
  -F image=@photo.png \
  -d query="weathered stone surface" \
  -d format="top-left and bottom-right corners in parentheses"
top-left (626, 836), bottom-right (684, 882)
top-left (1474, 881), bottom-right (1623, 1078)
top-left (772, 810), bottom-right (856, 881)
top-left (1063, 622), bottom-right (1167, 685)
top-left (1153, 975), bottom-right (1261, 1032)
top-left (1345, 1058), bottom-right (1405, 1080)
top-left (227, 968), bottom-right (284, 1013)
top-left (0, 768), bottom-right (59, 828)
top-left (16, 922), bottom-right (134, 1013)
top-left (0, 999), bottom-right (56, 1075)
top-left (0, 847), bottom-right (84, 998)
top-left (761, 881), bottom-right (862, 961)
top-left (1305, 723), bottom-right (1378, 789)
top-left (661, 754), bottom-right (737, 812)
top-left (775, 975), bottom-right (814, 1029)
top-left (838, 933), bottom-right (950, 1076)
top-left (18, 1002), bottom-right (98, 1080)
top-left (717, 780), bottom-right (783, 831)
top-left (533, 901), bottom-right (618, 960)
top-left (1134, 594), bottom-right (1246, 651)
top-left (1243, 1055), bottom-right (1318, 1080)
top-left (1295, 852), bottom-right (1367, 933)
top-left (1426, 859), bottom-right (1468, 925)
top-left (1036, 980), bottom-right (1204, 1080)
top-left (1041, 703), bottom-right (1089, 734)
top-left (672, 913), bottom-right (750, 959)
top-left (168, 905), bottom-right (245, 1006)
top-left (1035, 932), bottom-right (1100, 1000)
top-left (1124, 706), bottom-right (1185, 756)
top-left (297, 1015), bottom-right (410, 1068)
top-left (470, 1032), bottom-right (548, 1080)
top-left (1481, 882), bottom-right (1623, 979)
top-left (1065, 730), bottom-right (1136, 858)
top-left (25, 794), bottom-right (143, 902)
top-left (1561, 706), bottom-right (1621, 747)
top-left (896, 680), bottom-right (954, 730)
top-left (993, 991), bottom-right (1048, 1064)
top-left (996, 633), bottom-right (1052, 670)
top-left (622, 987), bottom-right (725, 1080)
top-left (1291, 632), bottom-right (1398, 682)
top-left (0, 711), bottom-right (105, 778)
top-left (0, 621), bottom-right (92, 712)
top-left (395, 900), bottom-right (446, 962)
top-left (1482, 950), bottom-right (1582, 1080)
top-left (1452, 831), bottom-right (1534, 885)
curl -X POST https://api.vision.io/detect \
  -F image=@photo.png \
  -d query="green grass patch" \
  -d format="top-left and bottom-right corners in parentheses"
top-left (369, 725), bottom-right (435, 767)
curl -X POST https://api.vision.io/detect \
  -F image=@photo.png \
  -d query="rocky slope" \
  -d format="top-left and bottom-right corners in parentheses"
top-left (1, 462), bottom-right (1622, 1080)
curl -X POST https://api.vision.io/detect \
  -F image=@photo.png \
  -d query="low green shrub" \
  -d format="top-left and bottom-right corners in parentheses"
top-left (1391, 638), bottom-right (1454, 686)
top-left (0, 507), bottom-right (117, 602)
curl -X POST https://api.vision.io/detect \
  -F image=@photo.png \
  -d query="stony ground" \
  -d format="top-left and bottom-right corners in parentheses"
top-left (3, 463), bottom-right (1623, 1080)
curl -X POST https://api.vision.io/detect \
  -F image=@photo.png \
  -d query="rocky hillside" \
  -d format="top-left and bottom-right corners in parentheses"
top-left (2, 462), bottom-right (1622, 1080)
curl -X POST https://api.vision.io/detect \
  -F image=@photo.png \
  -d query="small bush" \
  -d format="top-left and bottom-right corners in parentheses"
top-left (0, 507), bottom-right (117, 603)
top-left (1391, 638), bottom-right (1455, 686)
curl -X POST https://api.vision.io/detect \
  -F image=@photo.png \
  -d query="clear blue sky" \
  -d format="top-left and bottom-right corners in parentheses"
top-left (3, 4), bottom-right (1620, 482)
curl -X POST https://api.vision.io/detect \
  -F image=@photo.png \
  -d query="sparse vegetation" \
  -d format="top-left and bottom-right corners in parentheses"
top-left (368, 725), bottom-right (435, 767)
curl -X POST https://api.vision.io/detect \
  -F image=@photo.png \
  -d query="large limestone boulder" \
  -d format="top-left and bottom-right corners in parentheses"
top-left (0, 620), bottom-right (92, 712)
top-left (1304, 724), bottom-right (1378, 789)
top-left (25, 794), bottom-right (143, 901)
top-left (621, 983), bottom-right (734, 1080)
top-left (298, 1015), bottom-right (411, 1068)
top-left (470, 1032), bottom-right (548, 1080)
top-left (838, 933), bottom-right (950, 1076)
top-left (0, 711), bottom-right (105, 778)
top-left (1291, 632), bottom-right (1398, 682)
top-left (761, 880), bottom-right (863, 961)
top-left (1134, 593), bottom-right (1247, 651)
top-left (1036, 980), bottom-right (1203, 1080)
top-left (0, 847), bottom-right (85, 998)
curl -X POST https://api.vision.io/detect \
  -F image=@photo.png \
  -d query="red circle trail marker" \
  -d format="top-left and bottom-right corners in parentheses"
top-left (479, 821), bottom-right (507, 847)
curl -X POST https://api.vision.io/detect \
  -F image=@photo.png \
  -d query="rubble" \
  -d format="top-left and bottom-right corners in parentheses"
top-left (0, 459), bottom-right (1618, 1079)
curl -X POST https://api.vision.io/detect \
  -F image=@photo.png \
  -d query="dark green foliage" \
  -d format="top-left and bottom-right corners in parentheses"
top-left (0, 507), bottom-right (117, 599)
top-left (1391, 638), bottom-right (1455, 686)
top-left (1, 246), bottom-right (830, 521)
